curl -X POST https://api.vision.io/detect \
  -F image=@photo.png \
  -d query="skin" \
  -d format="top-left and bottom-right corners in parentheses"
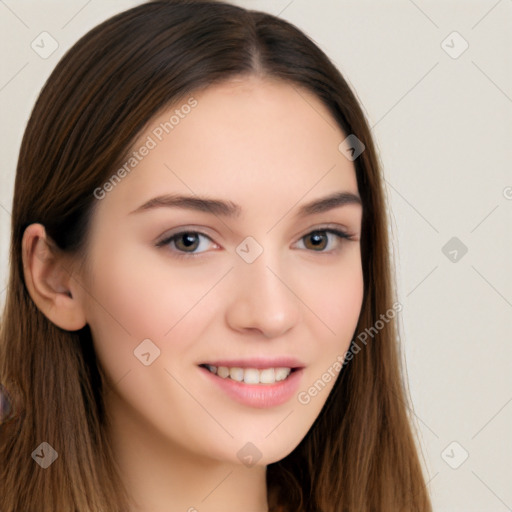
top-left (23, 75), bottom-right (364, 512)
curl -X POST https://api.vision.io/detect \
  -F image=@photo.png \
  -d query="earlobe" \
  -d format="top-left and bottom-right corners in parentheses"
top-left (21, 223), bottom-right (87, 331)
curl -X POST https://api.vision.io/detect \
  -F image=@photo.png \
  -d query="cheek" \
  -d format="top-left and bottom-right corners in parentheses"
top-left (330, 270), bottom-right (364, 343)
top-left (292, 257), bottom-right (363, 417)
top-left (81, 242), bottom-right (224, 379)
top-left (298, 252), bottom-right (364, 347)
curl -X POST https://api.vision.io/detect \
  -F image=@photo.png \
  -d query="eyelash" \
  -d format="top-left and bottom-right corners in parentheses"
top-left (155, 227), bottom-right (354, 259)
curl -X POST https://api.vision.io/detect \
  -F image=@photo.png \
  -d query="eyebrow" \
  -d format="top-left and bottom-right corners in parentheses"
top-left (130, 191), bottom-right (362, 217)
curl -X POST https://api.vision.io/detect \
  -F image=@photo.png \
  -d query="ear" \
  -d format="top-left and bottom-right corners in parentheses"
top-left (21, 223), bottom-right (87, 331)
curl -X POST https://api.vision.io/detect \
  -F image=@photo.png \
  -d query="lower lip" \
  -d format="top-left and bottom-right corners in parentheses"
top-left (199, 366), bottom-right (304, 408)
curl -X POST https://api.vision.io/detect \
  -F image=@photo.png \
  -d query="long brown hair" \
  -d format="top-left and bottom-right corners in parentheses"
top-left (0, 1), bottom-right (432, 510)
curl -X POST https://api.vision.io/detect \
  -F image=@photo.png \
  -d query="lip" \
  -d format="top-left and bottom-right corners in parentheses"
top-left (198, 364), bottom-right (304, 408)
top-left (198, 357), bottom-right (305, 369)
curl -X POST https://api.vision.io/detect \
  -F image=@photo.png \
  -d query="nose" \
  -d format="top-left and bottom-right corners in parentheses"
top-left (224, 255), bottom-right (301, 338)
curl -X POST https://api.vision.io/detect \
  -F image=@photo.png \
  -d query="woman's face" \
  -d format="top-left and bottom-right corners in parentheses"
top-left (78, 76), bottom-right (364, 465)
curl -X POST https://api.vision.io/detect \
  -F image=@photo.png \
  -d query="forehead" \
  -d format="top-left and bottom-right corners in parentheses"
top-left (95, 76), bottom-right (358, 216)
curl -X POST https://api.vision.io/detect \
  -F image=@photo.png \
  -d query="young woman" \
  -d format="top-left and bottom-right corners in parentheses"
top-left (0, 1), bottom-right (433, 510)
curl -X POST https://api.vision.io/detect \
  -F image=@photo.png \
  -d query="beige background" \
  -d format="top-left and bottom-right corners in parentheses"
top-left (1, 1), bottom-right (511, 510)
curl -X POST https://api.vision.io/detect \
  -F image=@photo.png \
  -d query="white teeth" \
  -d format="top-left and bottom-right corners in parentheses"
top-left (259, 368), bottom-right (275, 384)
top-left (275, 367), bottom-right (291, 381)
top-left (229, 367), bottom-right (244, 382)
top-left (217, 366), bottom-right (230, 378)
top-left (203, 365), bottom-right (293, 384)
top-left (243, 368), bottom-right (260, 384)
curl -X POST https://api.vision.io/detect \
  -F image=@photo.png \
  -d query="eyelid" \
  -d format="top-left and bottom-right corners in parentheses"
top-left (155, 225), bottom-right (219, 245)
top-left (296, 222), bottom-right (354, 239)
top-left (155, 230), bottom-right (219, 253)
top-left (155, 223), bottom-right (356, 258)
top-left (292, 226), bottom-right (353, 252)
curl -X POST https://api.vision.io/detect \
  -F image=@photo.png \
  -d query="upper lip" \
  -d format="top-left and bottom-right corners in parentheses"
top-left (199, 357), bottom-right (305, 369)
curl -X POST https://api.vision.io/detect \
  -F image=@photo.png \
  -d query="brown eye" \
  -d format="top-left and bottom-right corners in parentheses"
top-left (174, 232), bottom-right (200, 252)
top-left (156, 231), bottom-right (216, 256)
top-left (297, 228), bottom-right (351, 253)
top-left (303, 231), bottom-right (329, 251)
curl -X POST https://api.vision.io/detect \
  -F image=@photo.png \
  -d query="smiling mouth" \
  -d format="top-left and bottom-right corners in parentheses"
top-left (199, 364), bottom-right (298, 385)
